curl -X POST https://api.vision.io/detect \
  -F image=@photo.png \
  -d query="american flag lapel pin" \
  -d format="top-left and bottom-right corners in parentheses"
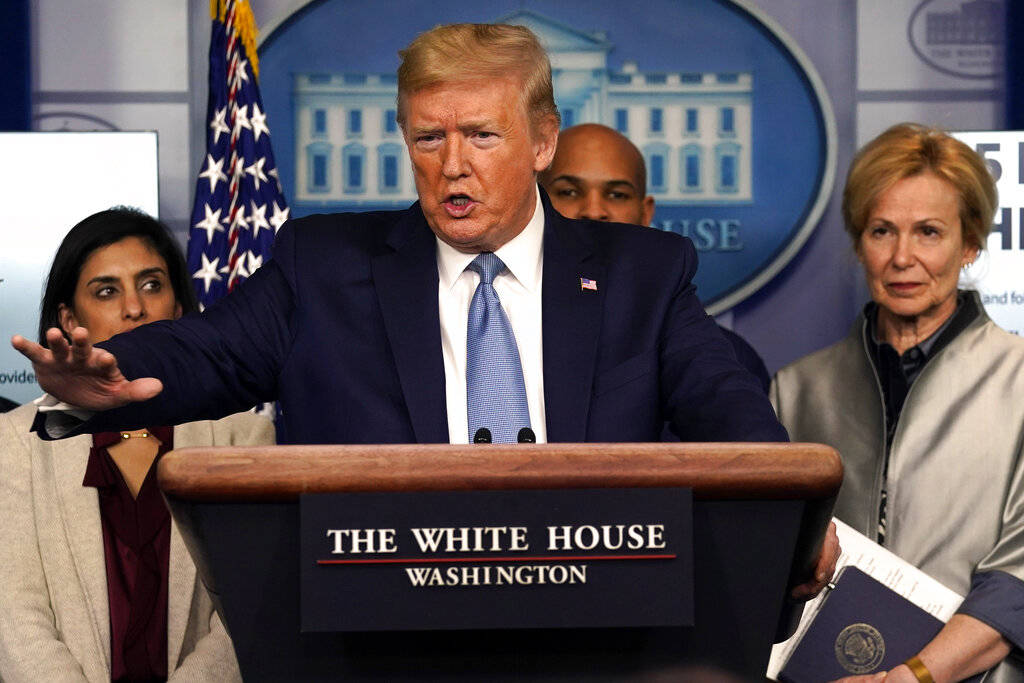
top-left (580, 277), bottom-right (598, 292)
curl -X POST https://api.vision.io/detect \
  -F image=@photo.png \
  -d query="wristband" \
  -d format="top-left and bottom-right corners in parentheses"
top-left (903, 655), bottom-right (935, 683)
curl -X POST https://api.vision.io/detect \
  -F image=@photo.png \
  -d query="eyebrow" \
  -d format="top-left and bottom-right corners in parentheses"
top-left (408, 125), bottom-right (441, 137)
top-left (457, 120), bottom-right (492, 132)
top-left (86, 267), bottom-right (167, 287)
top-left (550, 174), bottom-right (640, 192)
top-left (870, 217), bottom-right (949, 226)
top-left (408, 120), bottom-right (503, 137)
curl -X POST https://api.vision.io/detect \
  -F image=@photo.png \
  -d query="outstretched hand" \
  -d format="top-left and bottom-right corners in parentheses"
top-left (11, 327), bottom-right (163, 410)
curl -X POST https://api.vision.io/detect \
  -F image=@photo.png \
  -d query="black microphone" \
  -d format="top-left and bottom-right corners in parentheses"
top-left (473, 427), bottom-right (492, 443)
top-left (517, 427), bottom-right (536, 443)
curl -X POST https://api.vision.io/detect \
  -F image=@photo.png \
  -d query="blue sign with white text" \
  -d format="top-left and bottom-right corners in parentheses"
top-left (300, 487), bottom-right (693, 632)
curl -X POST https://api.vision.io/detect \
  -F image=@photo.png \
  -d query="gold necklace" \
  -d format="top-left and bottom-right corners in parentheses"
top-left (119, 431), bottom-right (151, 440)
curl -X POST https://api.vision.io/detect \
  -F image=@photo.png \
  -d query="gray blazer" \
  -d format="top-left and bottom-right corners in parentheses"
top-left (0, 403), bottom-right (274, 682)
top-left (772, 293), bottom-right (1024, 681)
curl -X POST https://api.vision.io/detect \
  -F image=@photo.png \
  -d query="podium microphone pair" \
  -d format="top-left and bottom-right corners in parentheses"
top-left (472, 427), bottom-right (536, 444)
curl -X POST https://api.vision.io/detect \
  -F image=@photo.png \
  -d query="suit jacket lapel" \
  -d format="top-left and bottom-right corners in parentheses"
top-left (52, 435), bottom-right (112, 670)
top-left (541, 193), bottom-right (605, 442)
top-left (371, 205), bottom-right (449, 443)
top-left (165, 422), bottom-right (205, 670)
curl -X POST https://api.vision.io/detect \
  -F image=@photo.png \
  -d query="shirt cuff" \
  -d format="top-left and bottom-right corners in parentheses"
top-left (32, 394), bottom-right (94, 439)
top-left (956, 570), bottom-right (1024, 650)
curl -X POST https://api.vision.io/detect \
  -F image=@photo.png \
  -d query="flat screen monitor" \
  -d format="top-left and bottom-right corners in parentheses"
top-left (0, 131), bottom-right (159, 406)
top-left (954, 130), bottom-right (1024, 337)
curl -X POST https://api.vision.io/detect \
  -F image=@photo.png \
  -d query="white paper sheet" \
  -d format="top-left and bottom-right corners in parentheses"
top-left (766, 518), bottom-right (964, 679)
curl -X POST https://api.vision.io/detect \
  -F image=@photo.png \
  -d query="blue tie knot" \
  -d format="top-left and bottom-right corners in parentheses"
top-left (468, 252), bottom-right (505, 284)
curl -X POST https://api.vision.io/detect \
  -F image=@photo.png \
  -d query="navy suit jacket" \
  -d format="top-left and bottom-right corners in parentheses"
top-left (94, 189), bottom-right (786, 445)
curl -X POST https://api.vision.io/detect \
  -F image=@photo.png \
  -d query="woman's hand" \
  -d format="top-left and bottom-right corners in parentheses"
top-left (831, 664), bottom-right (917, 683)
top-left (829, 614), bottom-right (1011, 683)
top-left (11, 327), bottom-right (162, 409)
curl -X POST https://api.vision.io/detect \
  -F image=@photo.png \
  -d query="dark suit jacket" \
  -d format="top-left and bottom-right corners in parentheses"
top-left (718, 327), bottom-right (770, 394)
top-left (93, 189), bottom-right (786, 444)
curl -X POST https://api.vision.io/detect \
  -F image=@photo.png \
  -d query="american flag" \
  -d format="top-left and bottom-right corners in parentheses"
top-left (187, 0), bottom-right (289, 309)
top-left (580, 277), bottom-right (598, 291)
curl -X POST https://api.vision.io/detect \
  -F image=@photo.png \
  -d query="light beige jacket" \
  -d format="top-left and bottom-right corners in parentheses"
top-left (0, 404), bottom-right (274, 682)
top-left (772, 294), bottom-right (1024, 681)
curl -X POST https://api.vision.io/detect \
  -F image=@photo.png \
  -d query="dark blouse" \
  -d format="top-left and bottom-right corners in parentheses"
top-left (83, 426), bottom-right (174, 682)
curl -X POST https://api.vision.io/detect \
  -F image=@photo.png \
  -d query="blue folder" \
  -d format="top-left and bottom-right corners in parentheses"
top-left (781, 565), bottom-right (946, 682)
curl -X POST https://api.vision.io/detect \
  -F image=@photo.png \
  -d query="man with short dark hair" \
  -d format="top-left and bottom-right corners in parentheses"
top-left (540, 122), bottom-right (655, 226)
top-left (540, 123), bottom-right (771, 392)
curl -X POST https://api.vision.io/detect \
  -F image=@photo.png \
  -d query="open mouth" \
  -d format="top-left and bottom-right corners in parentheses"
top-left (444, 194), bottom-right (476, 217)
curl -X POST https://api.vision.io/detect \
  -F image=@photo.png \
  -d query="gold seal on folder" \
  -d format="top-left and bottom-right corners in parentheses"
top-left (834, 623), bottom-right (885, 674)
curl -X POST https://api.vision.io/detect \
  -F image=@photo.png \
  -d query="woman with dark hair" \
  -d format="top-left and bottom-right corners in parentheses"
top-left (36, 206), bottom-right (199, 344)
top-left (0, 207), bottom-right (273, 682)
top-left (772, 124), bottom-right (1024, 681)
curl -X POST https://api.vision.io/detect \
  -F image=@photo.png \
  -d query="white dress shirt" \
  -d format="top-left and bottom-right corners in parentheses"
top-left (436, 186), bottom-right (546, 444)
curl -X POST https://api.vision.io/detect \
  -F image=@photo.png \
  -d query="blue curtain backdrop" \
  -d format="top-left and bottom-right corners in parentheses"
top-left (0, 0), bottom-right (30, 131)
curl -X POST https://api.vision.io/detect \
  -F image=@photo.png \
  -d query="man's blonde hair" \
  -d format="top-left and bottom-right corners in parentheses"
top-left (397, 23), bottom-right (560, 134)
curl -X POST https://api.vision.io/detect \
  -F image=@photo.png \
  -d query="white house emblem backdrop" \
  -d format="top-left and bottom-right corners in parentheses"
top-left (258, 0), bottom-right (836, 313)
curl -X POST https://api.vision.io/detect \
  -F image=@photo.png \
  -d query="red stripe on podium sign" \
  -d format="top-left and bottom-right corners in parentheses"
top-left (318, 553), bottom-right (677, 565)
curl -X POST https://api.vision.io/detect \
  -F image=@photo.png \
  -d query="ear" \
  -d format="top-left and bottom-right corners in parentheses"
top-left (174, 301), bottom-right (183, 320)
top-left (962, 242), bottom-right (980, 268)
top-left (57, 303), bottom-right (78, 337)
top-left (532, 116), bottom-right (559, 174)
top-left (641, 196), bottom-right (656, 227)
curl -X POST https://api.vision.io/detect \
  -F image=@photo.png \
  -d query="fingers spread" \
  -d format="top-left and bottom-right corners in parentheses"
top-left (45, 328), bottom-right (71, 359)
top-left (70, 327), bottom-right (93, 362)
top-left (11, 335), bottom-right (51, 364)
top-left (96, 351), bottom-right (118, 372)
top-left (125, 377), bottom-right (164, 403)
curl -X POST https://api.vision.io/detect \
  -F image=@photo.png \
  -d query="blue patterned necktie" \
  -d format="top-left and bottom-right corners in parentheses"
top-left (466, 252), bottom-right (531, 443)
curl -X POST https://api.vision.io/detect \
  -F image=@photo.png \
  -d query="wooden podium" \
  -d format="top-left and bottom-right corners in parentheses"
top-left (158, 443), bottom-right (841, 681)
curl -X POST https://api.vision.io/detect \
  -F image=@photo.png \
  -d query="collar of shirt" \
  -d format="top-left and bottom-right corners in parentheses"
top-left (435, 184), bottom-right (544, 294)
top-left (866, 290), bottom-right (974, 366)
top-left (435, 184), bottom-right (547, 445)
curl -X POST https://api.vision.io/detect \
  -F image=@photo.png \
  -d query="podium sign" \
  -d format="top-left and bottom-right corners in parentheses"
top-left (160, 443), bottom-right (842, 680)
top-left (300, 487), bottom-right (693, 632)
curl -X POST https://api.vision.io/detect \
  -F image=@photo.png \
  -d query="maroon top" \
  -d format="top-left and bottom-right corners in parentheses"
top-left (84, 426), bottom-right (174, 682)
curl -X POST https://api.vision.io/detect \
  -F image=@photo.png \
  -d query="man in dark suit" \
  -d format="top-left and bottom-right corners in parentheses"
top-left (539, 123), bottom-right (772, 394)
top-left (13, 20), bottom-right (835, 598)
top-left (14, 23), bottom-right (783, 448)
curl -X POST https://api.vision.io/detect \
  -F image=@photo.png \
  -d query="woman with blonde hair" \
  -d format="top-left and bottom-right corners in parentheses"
top-left (772, 124), bottom-right (1024, 681)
